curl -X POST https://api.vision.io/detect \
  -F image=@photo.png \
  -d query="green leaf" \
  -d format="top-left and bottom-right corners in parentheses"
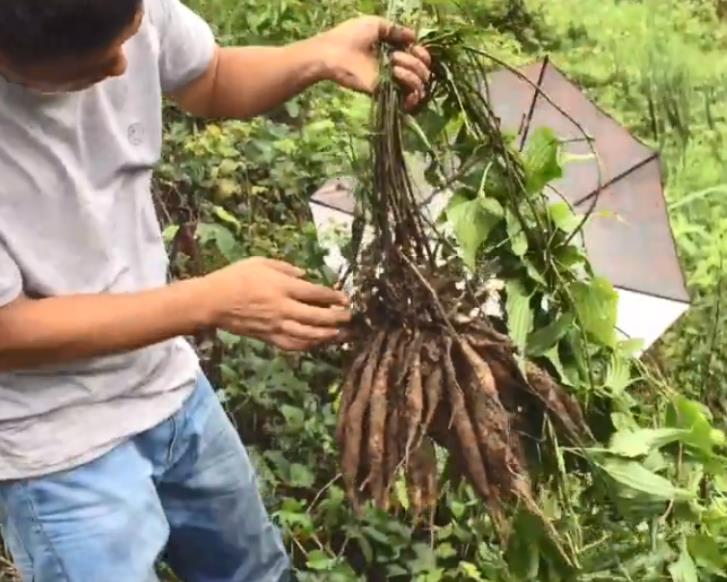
top-left (280, 405), bottom-right (305, 429)
top-left (163, 224), bottom-right (179, 243)
top-left (667, 396), bottom-right (715, 454)
top-left (669, 540), bottom-right (699, 582)
top-left (506, 208), bottom-right (528, 257)
top-left (289, 463), bottom-right (315, 488)
top-left (549, 202), bottom-right (580, 232)
top-left (447, 195), bottom-right (503, 269)
top-left (306, 550), bottom-right (335, 571)
top-left (506, 511), bottom-right (541, 579)
top-left (601, 458), bottom-right (694, 501)
top-left (618, 338), bottom-right (646, 356)
top-left (527, 312), bottom-right (574, 356)
top-left (571, 277), bottom-right (619, 347)
top-left (604, 353), bottom-right (633, 395)
top-left (213, 205), bottom-right (242, 231)
top-left (543, 345), bottom-right (574, 386)
top-left (608, 428), bottom-right (690, 458)
top-left (435, 543), bottom-right (457, 559)
top-left (197, 223), bottom-right (239, 262)
top-left (457, 562), bottom-right (486, 581)
top-left (506, 280), bottom-right (534, 355)
top-left (523, 256), bottom-right (547, 286)
top-left (524, 128), bottom-right (563, 194)
top-left (687, 534), bottom-right (727, 575)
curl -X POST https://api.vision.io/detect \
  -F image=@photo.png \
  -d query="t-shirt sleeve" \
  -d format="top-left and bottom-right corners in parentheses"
top-left (151, 0), bottom-right (217, 94)
top-left (0, 241), bottom-right (22, 307)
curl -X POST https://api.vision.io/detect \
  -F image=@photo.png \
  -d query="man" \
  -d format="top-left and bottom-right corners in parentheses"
top-left (0, 0), bottom-right (431, 580)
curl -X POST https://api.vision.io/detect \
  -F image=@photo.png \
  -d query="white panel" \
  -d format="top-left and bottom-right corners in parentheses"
top-left (615, 287), bottom-right (690, 351)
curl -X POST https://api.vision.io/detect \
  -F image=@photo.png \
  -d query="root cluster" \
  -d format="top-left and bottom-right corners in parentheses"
top-left (334, 31), bottom-right (594, 542)
top-left (336, 272), bottom-right (591, 534)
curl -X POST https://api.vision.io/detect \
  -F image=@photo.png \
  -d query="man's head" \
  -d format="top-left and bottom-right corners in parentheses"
top-left (0, 0), bottom-right (144, 93)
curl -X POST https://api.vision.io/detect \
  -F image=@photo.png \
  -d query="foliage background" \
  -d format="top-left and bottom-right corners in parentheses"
top-left (3, 0), bottom-right (727, 580)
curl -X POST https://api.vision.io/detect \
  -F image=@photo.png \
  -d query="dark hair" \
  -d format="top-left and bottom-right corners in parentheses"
top-left (0, 0), bottom-right (142, 64)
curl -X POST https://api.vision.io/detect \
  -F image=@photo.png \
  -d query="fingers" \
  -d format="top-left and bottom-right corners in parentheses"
top-left (404, 91), bottom-right (421, 113)
top-left (410, 45), bottom-right (432, 68)
top-left (287, 277), bottom-right (349, 307)
top-left (279, 320), bottom-right (340, 342)
top-left (258, 258), bottom-right (305, 278)
top-left (392, 65), bottom-right (425, 97)
top-left (269, 325), bottom-right (347, 353)
top-left (378, 18), bottom-right (416, 46)
top-left (390, 51), bottom-right (430, 86)
top-left (283, 299), bottom-right (351, 328)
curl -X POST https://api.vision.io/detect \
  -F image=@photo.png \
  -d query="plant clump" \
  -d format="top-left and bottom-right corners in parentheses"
top-left (335, 10), bottom-right (597, 551)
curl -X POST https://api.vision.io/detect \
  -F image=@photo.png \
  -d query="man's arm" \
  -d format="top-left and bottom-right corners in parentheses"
top-left (0, 258), bottom-right (350, 373)
top-left (172, 17), bottom-right (431, 120)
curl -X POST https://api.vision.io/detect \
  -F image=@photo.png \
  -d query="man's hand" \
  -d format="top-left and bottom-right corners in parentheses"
top-left (315, 16), bottom-right (432, 111)
top-left (201, 257), bottom-right (351, 352)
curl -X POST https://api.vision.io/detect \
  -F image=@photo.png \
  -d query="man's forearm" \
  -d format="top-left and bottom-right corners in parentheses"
top-left (0, 279), bottom-right (211, 373)
top-left (179, 38), bottom-right (330, 120)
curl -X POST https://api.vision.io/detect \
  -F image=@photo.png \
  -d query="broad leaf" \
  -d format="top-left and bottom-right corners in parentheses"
top-left (666, 396), bottom-right (715, 454)
top-left (527, 312), bottom-right (574, 356)
top-left (289, 463), bottom-right (315, 488)
top-left (669, 541), bottom-right (699, 582)
top-left (524, 128), bottom-right (563, 194)
top-left (506, 280), bottom-right (534, 355)
top-left (601, 459), bottom-right (694, 501)
top-left (604, 353), bottom-right (633, 395)
top-left (571, 277), bottom-right (619, 347)
top-left (447, 195), bottom-right (503, 269)
top-left (197, 223), bottom-right (239, 262)
top-left (544, 345), bottom-right (575, 387)
top-left (608, 428), bottom-right (690, 458)
top-left (687, 534), bottom-right (727, 576)
top-left (548, 202), bottom-right (580, 232)
top-left (506, 208), bottom-right (528, 257)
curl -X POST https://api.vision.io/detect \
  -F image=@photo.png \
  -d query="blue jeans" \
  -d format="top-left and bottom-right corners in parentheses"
top-left (0, 374), bottom-right (290, 582)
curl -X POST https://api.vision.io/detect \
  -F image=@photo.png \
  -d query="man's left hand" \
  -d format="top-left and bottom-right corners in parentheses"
top-left (316, 17), bottom-right (432, 112)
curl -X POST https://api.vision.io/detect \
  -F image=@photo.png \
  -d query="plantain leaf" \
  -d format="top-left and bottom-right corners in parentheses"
top-left (603, 353), bottom-right (635, 395)
top-left (447, 194), bottom-right (503, 269)
top-left (571, 276), bottom-right (619, 347)
top-left (197, 223), bottom-right (239, 262)
top-left (543, 345), bottom-right (574, 387)
top-left (666, 395), bottom-right (716, 454)
top-left (601, 459), bottom-right (694, 501)
top-left (687, 534), bottom-right (727, 576)
top-left (506, 208), bottom-right (528, 257)
top-left (608, 428), bottom-right (690, 458)
top-left (669, 540), bottom-right (699, 582)
top-left (524, 127), bottom-right (563, 194)
top-left (527, 312), bottom-right (575, 356)
top-left (548, 201), bottom-right (580, 232)
top-left (506, 280), bottom-right (534, 356)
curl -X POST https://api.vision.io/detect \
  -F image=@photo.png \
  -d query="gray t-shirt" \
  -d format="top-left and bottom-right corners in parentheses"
top-left (0, 0), bottom-right (216, 479)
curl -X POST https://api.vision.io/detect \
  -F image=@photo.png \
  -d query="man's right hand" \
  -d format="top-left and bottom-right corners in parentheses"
top-left (201, 256), bottom-right (351, 352)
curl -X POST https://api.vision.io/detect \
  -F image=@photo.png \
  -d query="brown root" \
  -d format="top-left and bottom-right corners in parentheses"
top-left (403, 336), bottom-right (424, 462)
top-left (526, 363), bottom-right (593, 444)
top-left (441, 338), bottom-right (499, 511)
top-left (366, 330), bottom-right (402, 508)
top-left (335, 344), bottom-right (373, 445)
top-left (405, 437), bottom-right (438, 524)
top-left (457, 339), bottom-right (530, 496)
top-left (341, 331), bottom-right (386, 509)
top-left (384, 389), bottom-right (402, 502)
top-left (421, 364), bottom-right (444, 437)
